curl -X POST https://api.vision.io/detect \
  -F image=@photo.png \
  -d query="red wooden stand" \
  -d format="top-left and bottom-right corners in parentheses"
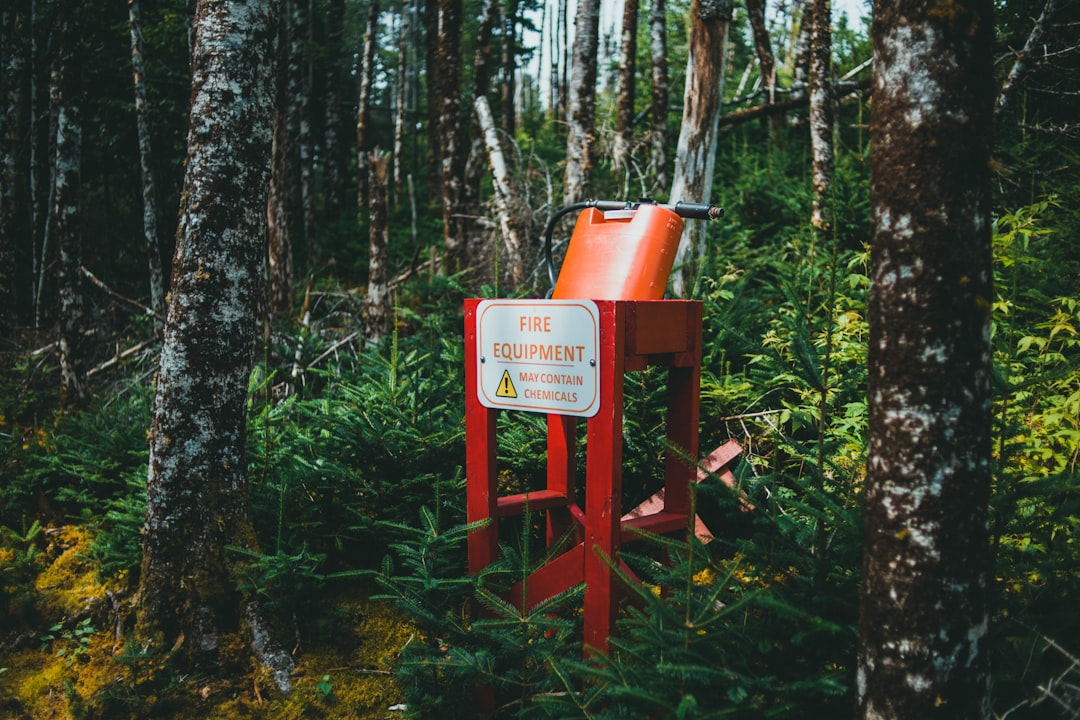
top-left (464, 299), bottom-right (702, 653)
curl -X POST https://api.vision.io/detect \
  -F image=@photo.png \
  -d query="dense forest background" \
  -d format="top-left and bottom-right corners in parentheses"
top-left (1, 0), bottom-right (1079, 717)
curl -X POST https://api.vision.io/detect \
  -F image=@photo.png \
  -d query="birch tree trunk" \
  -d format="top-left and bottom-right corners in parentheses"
top-left (128, 0), bottom-right (166, 323)
top-left (648, 0), bottom-right (669, 195)
top-left (365, 149), bottom-right (389, 343)
top-left (613, 0), bottom-right (638, 186)
top-left (562, 0), bottom-right (600, 204)
top-left (808, 0), bottom-right (834, 230)
top-left (667, 0), bottom-right (732, 298)
top-left (392, 0), bottom-right (410, 195)
top-left (356, 0), bottom-right (378, 211)
top-left (137, 0), bottom-right (293, 692)
top-left (857, 0), bottom-right (995, 716)
top-left (475, 95), bottom-right (525, 285)
top-left (52, 0), bottom-right (86, 409)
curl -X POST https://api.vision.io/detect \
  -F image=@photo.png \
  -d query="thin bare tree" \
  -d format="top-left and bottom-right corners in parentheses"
top-left (52, 0), bottom-right (86, 408)
top-left (668, 0), bottom-right (733, 297)
top-left (365, 149), bottom-right (390, 343)
top-left (613, 0), bottom-right (639, 184)
top-left (808, 0), bottom-right (834, 230)
top-left (648, 0), bottom-right (669, 195)
top-left (128, 0), bottom-right (166, 323)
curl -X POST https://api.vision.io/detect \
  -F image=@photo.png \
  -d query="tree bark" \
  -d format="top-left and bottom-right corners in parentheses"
top-left (613, 0), bottom-right (638, 183)
top-left (1, 0), bottom-right (32, 338)
top-left (128, 0), bottom-right (167, 324)
top-left (562, 0), bottom-right (600, 204)
top-left (745, 0), bottom-right (776, 102)
top-left (667, 0), bottom-right (732, 297)
top-left (268, 1), bottom-right (307, 319)
top-left (808, 0), bottom-right (834, 230)
top-left (137, 0), bottom-right (292, 692)
top-left (392, 0), bottom-right (410, 195)
top-left (648, 0), bottom-right (669, 195)
top-left (857, 0), bottom-right (995, 717)
top-left (321, 0), bottom-right (348, 232)
top-left (433, 0), bottom-right (468, 273)
top-left (365, 149), bottom-right (390, 343)
top-left (500, 0), bottom-right (518, 137)
top-left (52, 0), bottom-right (86, 409)
top-left (356, 0), bottom-right (379, 209)
top-left (475, 95), bottom-right (526, 286)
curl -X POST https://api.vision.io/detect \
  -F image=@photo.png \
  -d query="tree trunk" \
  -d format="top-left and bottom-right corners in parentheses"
top-left (52, 0), bottom-right (85, 409)
top-left (745, 0), bottom-right (775, 103)
top-left (808, 0), bottom-right (833, 230)
top-left (648, 0), bottom-right (669, 196)
top-left (434, 0), bottom-right (467, 273)
top-left (268, 1), bottom-right (306, 319)
top-left (562, 0), bottom-right (600, 204)
top-left (365, 149), bottom-right (390, 343)
top-left (501, 0), bottom-right (518, 137)
top-left (321, 0), bottom-right (347, 234)
top-left (392, 0), bottom-right (410, 196)
top-left (857, 1), bottom-right (995, 717)
top-left (475, 95), bottom-right (526, 286)
top-left (791, 0), bottom-right (812, 90)
top-left (667, 0), bottom-right (732, 297)
top-left (128, 0), bottom-right (166, 324)
top-left (1, 0), bottom-right (32, 338)
top-left (613, 0), bottom-right (638, 186)
top-left (356, 0), bottom-right (379, 210)
top-left (295, 0), bottom-right (314, 263)
top-left (137, 0), bottom-right (293, 693)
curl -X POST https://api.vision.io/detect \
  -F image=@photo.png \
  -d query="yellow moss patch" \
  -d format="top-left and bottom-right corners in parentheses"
top-left (33, 526), bottom-right (110, 620)
top-left (3, 629), bottom-right (136, 719)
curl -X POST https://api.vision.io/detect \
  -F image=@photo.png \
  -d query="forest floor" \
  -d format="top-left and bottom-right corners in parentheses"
top-left (0, 523), bottom-right (416, 719)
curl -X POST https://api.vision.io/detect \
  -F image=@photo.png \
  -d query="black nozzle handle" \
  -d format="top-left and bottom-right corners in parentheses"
top-left (665, 201), bottom-right (724, 220)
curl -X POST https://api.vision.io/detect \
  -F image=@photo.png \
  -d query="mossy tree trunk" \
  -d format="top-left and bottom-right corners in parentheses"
top-left (137, 0), bottom-right (292, 692)
top-left (857, 0), bottom-right (995, 717)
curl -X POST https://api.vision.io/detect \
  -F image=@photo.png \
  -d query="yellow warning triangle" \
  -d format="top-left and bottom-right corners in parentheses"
top-left (496, 369), bottom-right (518, 398)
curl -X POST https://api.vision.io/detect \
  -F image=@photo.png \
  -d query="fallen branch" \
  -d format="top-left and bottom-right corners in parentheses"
top-left (716, 78), bottom-right (871, 129)
top-left (306, 331), bottom-right (359, 370)
top-left (995, 0), bottom-right (1059, 119)
top-left (87, 336), bottom-right (159, 378)
top-left (81, 265), bottom-right (164, 323)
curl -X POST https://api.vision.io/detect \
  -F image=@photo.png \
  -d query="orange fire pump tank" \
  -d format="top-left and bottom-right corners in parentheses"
top-left (545, 199), bottom-right (724, 300)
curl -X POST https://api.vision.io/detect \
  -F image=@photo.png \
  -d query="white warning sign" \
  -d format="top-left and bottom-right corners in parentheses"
top-left (475, 299), bottom-right (600, 416)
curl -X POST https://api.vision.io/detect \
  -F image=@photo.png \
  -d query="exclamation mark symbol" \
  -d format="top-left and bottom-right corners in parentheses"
top-left (496, 369), bottom-right (517, 398)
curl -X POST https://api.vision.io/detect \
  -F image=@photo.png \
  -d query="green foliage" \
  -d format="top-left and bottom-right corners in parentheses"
top-left (987, 198), bottom-right (1080, 715)
top-left (40, 617), bottom-right (95, 667)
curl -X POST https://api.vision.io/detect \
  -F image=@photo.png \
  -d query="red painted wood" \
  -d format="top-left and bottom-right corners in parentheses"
top-left (464, 298), bottom-right (715, 657)
top-left (465, 299), bottom-right (499, 573)
top-left (546, 414), bottom-right (577, 544)
top-left (497, 489), bottom-right (570, 516)
top-left (507, 543), bottom-right (585, 611)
